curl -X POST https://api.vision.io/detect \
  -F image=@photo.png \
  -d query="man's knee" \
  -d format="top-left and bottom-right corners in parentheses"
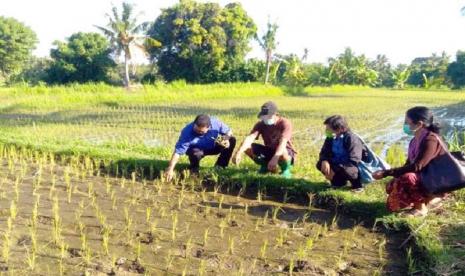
top-left (228, 136), bottom-right (237, 149)
top-left (187, 148), bottom-right (204, 159)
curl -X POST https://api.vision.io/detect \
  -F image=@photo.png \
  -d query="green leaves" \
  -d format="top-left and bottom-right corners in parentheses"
top-left (147, 1), bottom-right (256, 83)
top-left (0, 16), bottom-right (37, 82)
top-left (46, 32), bottom-right (115, 84)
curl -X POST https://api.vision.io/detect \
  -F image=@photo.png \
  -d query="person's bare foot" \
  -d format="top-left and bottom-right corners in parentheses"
top-left (427, 197), bottom-right (443, 210)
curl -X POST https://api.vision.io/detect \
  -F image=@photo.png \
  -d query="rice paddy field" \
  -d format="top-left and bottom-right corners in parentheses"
top-left (0, 82), bottom-right (464, 275)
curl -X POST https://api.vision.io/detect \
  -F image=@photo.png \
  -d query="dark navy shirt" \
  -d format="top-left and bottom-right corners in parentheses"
top-left (331, 135), bottom-right (349, 164)
top-left (174, 117), bottom-right (231, 155)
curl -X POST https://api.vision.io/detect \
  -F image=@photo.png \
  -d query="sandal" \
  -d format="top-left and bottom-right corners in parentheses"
top-left (427, 198), bottom-right (444, 210)
top-left (403, 209), bottom-right (427, 218)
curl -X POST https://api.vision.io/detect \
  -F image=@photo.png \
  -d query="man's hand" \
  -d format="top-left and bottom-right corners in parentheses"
top-left (164, 168), bottom-right (175, 182)
top-left (232, 152), bottom-right (242, 165)
top-left (267, 155), bottom-right (280, 172)
top-left (372, 170), bottom-right (384, 180)
top-left (321, 160), bottom-right (331, 176)
top-left (221, 139), bottom-right (230, 149)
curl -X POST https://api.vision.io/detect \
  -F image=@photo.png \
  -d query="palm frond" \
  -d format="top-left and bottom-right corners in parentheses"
top-left (122, 2), bottom-right (134, 23)
top-left (94, 25), bottom-right (116, 38)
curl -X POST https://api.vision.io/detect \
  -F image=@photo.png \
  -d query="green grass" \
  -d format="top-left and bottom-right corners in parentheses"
top-left (0, 82), bottom-right (465, 274)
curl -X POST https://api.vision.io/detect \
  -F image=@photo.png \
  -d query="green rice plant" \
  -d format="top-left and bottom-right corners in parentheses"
top-left (135, 239), bottom-right (142, 261)
top-left (275, 229), bottom-right (287, 248)
top-left (272, 206), bottom-right (282, 223)
top-left (288, 258), bottom-right (295, 276)
top-left (282, 190), bottom-right (289, 204)
top-left (240, 231), bottom-right (250, 243)
top-left (66, 182), bottom-right (73, 204)
top-left (203, 228), bottom-right (210, 247)
top-left (184, 236), bottom-right (192, 258)
top-left (177, 192), bottom-right (185, 209)
top-left (171, 212), bottom-right (178, 241)
top-left (111, 191), bottom-right (117, 210)
top-left (2, 230), bottom-right (11, 264)
top-left (52, 196), bottom-right (62, 244)
top-left (406, 247), bottom-right (418, 275)
top-left (102, 225), bottom-right (112, 256)
top-left (330, 214), bottom-right (338, 230)
top-left (296, 243), bottom-right (307, 259)
top-left (257, 190), bottom-right (262, 202)
top-left (219, 218), bottom-right (227, 238)
top-left (228, 236), bottom-right (235, 255)
top-left (216, 193), bottom-right (224, 209)
top-left (305, 237), bottom-right (314, 252)
top-left (307, 193), bottom-right (315, 211)
top-left (378, 238), bottom-right (386, 261)
top-left (262, 210), bottom-right (269, 226)
top-left (237, 181), bottom-right (247, 199)
top-left (227, 207), bottom-right (233, 223)
top-left (81, 231), bottom-right (92, 265)
top-left (165, 250), bottom-right (174, 272)
top-left (87, 181), bottom-right (94, 198)
top-left (145, 207), bottom-right (152, 224)
top-left (9, 200), bottom-right (17, 221)
top-left (198, 259), bottom-right (207, 276)
top-left (255, 219), bottom-right (260, 231)
top-left (14, 177), bottom-right (20, 202)
top-left (260, 239), bottom-right (268, 260)
top-left (25, 246), bottom-right (37, 271)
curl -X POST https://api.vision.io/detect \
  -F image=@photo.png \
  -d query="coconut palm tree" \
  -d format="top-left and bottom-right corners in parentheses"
top-left (95, 2), bottom-right (159, 87)
top-left (256, 20), bottom-right (279, 84)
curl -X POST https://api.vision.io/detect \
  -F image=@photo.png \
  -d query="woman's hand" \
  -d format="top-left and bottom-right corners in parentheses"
top-left (372, 170), bottom-right (385, 180)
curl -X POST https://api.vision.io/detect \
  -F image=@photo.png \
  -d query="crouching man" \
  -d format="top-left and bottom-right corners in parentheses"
top-left (233, 101), bottom-right (296, 178)
top-left (164, 114), bottom-right (236, 181)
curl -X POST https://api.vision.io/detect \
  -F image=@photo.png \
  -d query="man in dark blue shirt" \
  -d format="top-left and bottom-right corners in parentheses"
top-left (164, 114), bottom-right (236, 181)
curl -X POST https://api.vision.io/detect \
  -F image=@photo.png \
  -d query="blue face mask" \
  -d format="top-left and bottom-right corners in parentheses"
top-left (263, 118), bottom-right (275, 125)
top-left (403, 124), bottom-right (414, 136)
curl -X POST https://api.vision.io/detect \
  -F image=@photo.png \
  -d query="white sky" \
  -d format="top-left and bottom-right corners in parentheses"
top-left (2, 0), bottom-right (465, 65)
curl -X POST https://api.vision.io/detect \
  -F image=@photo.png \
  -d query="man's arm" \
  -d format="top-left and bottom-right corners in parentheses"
top-left (267, 137), bottom-right (288, 171)
top-left (164, 128), bottom-right (191, 181)
top-left (274, 137), bottom-right (288, 156)
top-left (236, 131), bottom-right (258, 154)
top-left (232, 131), bottom-right (259, 165)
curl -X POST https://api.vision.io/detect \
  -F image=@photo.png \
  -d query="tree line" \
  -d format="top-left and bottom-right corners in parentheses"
top-left (1, 0), bottom-right (465, 89)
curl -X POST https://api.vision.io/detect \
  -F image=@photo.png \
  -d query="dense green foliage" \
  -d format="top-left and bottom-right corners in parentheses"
top-left (0, 16), bottom-right (37, 83)
top-left (147, 0), bottom-right (256, 83)
top-left (46, 32), bottom-right (115, 84)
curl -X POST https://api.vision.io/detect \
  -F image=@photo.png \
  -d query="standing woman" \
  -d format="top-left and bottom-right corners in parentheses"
top-left (373, 106), bottom-right (446, 217)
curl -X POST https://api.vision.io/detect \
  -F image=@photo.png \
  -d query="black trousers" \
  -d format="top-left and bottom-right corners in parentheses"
top-left (186, 136), bottom-right (236, 171)
top-left (251, 143), bottom-right (295, 164)
top-left (316, 160), bottom-right (362, 189)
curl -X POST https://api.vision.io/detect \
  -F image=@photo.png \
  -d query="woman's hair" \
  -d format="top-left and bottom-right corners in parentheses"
top-left (324, 115), bottom-right (349, 132)
top-left (406, 106), bottom-right (441, 134)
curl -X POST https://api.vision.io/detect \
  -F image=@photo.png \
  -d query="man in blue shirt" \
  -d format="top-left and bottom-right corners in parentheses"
top-left (164, 114), bottom-right (236, 181)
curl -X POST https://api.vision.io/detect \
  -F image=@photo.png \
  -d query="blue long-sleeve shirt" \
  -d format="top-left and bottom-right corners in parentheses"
top-left (174, 117), bottom-right (231, 155)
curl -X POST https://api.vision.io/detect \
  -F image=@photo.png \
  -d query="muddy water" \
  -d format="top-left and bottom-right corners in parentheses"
top-left (0, 155), bottom-right (407, 275)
